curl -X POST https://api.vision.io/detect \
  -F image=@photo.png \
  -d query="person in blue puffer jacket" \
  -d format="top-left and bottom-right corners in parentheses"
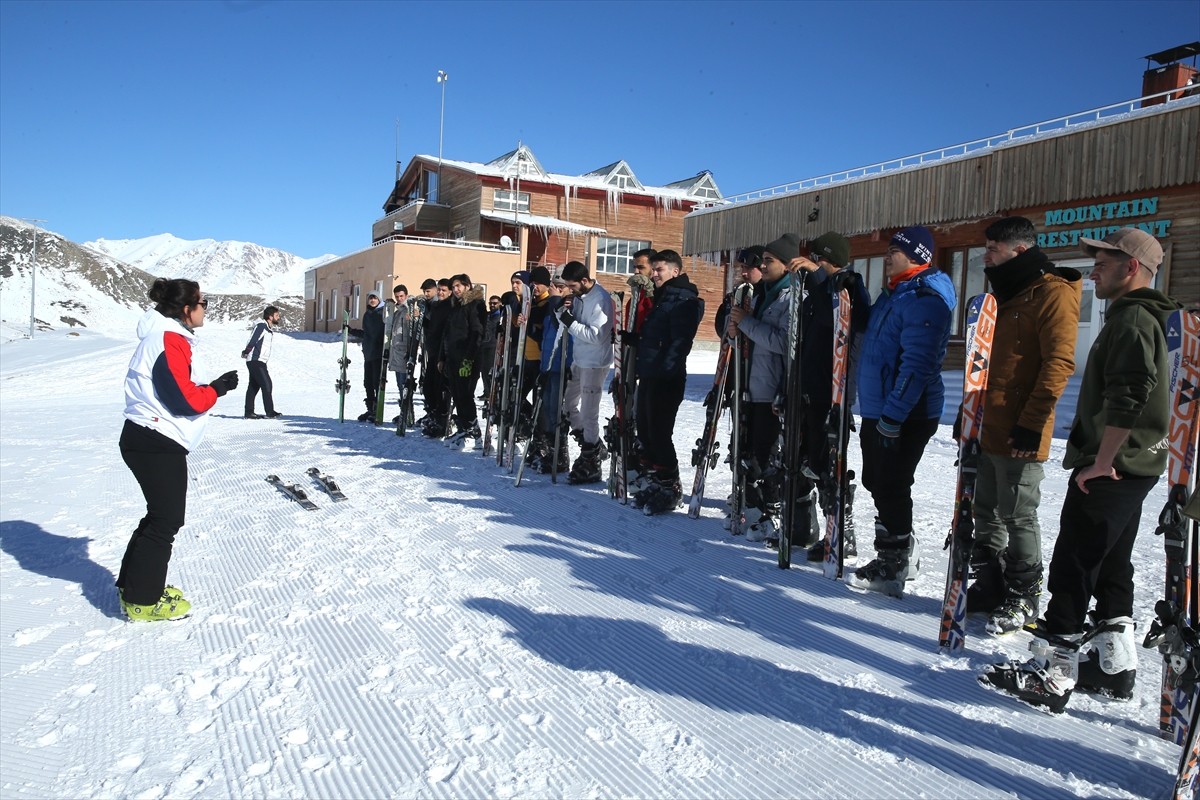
top-left (850, 226), bottom-right (956, 597)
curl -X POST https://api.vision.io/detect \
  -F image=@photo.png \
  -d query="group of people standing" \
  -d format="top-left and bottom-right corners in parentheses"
top-left (116, 221), bottom-right (1183, 722)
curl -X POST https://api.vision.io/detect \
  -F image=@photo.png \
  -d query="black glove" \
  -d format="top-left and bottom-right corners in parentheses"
top-left (876, 416), bottom-right (901, 449)
top-left (537, 372), bottom-right (550, 390)
top-left (559, 307), bottom-right (576, 328)
top-left (952, 406), bottom-right (963, 441)
top-left (210, 370), bottom-right (239, 397)
top-left (619, 330), bottom-right (639, 347)
top-left (1009, 425), bottom-right (1041, 453)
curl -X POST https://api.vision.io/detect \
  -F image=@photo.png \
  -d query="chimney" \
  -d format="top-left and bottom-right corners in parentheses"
top-left (1141, 42), bottom-right (1200, 107)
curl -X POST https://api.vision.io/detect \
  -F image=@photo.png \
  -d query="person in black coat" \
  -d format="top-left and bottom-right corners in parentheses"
top-left (632, 250), bottom-right (704, 514)
top-left (441, 274), bottom-right (485, 440)
top-left (420, 279), bottom-right (453, 435)
top-left (787, 232), bottom-right (872, 558)
top-left (359, 294), bottom-right (386, 421)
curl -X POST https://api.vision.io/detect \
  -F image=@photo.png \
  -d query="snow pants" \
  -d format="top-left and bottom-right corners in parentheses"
top-left (974, 452), bottom-right (1045, 587)
top-left (244, 360), bottom-right (275, 416)
top-left (859, 416), bottom-right (938, 543)
top-left (364, 357), bottom-right (383, 411)
top-left (1044, 472), bottom-right (1157, 635)
top-left (117, 420), bottom-right (188, 606)
top-left (635, 374), bottom-right (686, 473)
top-left (565, 365), bottom-right (607, 445)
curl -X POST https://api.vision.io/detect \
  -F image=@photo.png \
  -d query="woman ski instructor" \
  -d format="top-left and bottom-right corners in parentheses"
top-left (117, 278), bottom-right (239, 621)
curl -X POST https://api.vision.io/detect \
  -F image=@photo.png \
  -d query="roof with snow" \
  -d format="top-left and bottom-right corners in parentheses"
top-left (478, 210), bottom-right (607, 236)
top-left (409, 144), bottom-right (720, 203)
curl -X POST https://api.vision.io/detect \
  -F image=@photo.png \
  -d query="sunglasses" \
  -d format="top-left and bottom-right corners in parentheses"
top-left (195, 299), bottom-right (209, 308)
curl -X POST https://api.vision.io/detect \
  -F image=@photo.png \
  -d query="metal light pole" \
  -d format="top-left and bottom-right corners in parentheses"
top-left (21, 218), bottom-right (47, 338)
top-left (436, 70), bottom-right (448, 199)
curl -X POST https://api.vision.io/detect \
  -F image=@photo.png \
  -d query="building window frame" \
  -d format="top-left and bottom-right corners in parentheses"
top-left (352, 285), bottom-right (362, 319)
top-left (941, 246), bottom-right (988, 336)
top-left (850, 255), bottom-right (887, 306)
top-left (595, 236), bottom-right (652, 275)
top-left (493, 189), bottom-right (530, 213)
top-left (331, 289), bottom-right (339, 320)
top-left (318, 291), bottom-right (326, 322)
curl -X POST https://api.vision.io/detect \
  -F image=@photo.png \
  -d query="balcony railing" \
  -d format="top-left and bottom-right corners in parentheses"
top-left (693, 89), bottom-right (1199, 213)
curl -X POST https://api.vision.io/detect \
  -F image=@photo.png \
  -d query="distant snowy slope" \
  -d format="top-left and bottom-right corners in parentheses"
top-left (84, 233), bottom-right (335, 298)
top-left (0, 216), bottom-right (154, 335)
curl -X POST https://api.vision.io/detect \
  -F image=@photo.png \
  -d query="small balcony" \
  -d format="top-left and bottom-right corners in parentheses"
top-left (372, 199), bottom-right (451, 241)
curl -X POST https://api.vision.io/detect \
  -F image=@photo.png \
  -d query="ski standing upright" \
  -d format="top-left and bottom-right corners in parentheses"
top-left (504, 284), bottom-right (533, 470)
top-left (777, 271), bottom-right (805, 567)
top-left (688, 334), bottom-right (733, 518)
top-left (727, 284), bottom-right (753, 535)
top-left (607, 288), bottom-right (639, 502)
top-left (374, 300), bottom-right (394, 425)
top-left (482, 305), bottom-right (510, 456)
top-left (396, 298), bottom-right (423, 436)
top-left (819, 283), bottom-right (855, 579)
top-left (336, 309), bottom-right (351, 422)
top-left (939, 293), bottom-right (998, 654)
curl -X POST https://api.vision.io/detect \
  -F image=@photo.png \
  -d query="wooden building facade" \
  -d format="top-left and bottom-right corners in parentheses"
top-left (683, 96), bottom-right (1199, 366)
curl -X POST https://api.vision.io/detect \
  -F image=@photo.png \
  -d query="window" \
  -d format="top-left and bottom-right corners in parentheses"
top-left (375, 281), bottom-right (385, 302)
top-left (318, 292), bottom-right (326, 321)
top-left (422, 169), bottom-right (439, 204)
top-left (493, 189), bottom-right (530, 212)
top-left (943, 246), bottom-right (987, 335)
top-left (331, 289), bottom-right (339, 320)
top-left (595, 237), bottom-right (651, 275)
top-left (851, 256), bottom-right (887, 304)
top-left (353, 285), bottom-right (362, 319)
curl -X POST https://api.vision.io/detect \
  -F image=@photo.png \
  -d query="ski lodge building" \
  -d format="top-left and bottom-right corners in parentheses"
top-left (683, 45), bottom-right (1199, 369)
top-left (304, 145), bottom-right (725, 338)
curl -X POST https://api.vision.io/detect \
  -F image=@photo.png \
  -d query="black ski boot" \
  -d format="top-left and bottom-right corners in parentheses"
top-left (568, 441), bottom-right (605, 485)
top-left (980, 634), bottom-right (1080, 713)
top-left (967, 550), bottom-right (1005, 613)
top-left (848, 522), bottom-right (919, 598)
top-left (641, 468), bottom-right (683, 516)
top-left (527, 432), bottom-right (550, 473)
top-left (985, 563), bottom-right (1042, 635)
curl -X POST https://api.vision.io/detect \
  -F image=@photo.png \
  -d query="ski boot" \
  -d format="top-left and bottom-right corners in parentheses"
top-left (568, 441), bottom-right (605, 485)
top-left (979, 632), bottom-right (1080, 713)
top-left (848, 524), bottom-right (919, 598)
top-left (641, 469), bottom-right (683, 516)
top-left (966, 550), bottom-right (1005, 613)
top-left (743, 506), bottom-right (772, 543)
top-left (526, 432), bottom-right (550, 473)
top-left (446, 420), bottom-right (480, 450)
top-left (1077, 615), bottom-right (1137, 700)
top-left (120, 587), bottom-right (191, 622)
top-left (986, 568), bottom-right (1041, 635)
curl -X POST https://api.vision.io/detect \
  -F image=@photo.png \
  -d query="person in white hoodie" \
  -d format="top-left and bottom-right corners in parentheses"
top-left (557, 260), bottom-right (614, 484)
top-left (118, 278), bottom-right (239, 621)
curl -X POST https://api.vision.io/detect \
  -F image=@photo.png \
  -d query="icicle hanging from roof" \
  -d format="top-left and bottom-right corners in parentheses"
top-left (606, 186), bottom-right (621, 223)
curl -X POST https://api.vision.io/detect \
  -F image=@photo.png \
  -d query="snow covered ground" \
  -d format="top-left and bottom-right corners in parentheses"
top-left (0, 320), bottom-right (1183, 799)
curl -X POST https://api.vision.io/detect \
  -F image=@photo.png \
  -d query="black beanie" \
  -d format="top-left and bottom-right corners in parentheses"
top-left (530, 266), bottom-right (553, 286)
top-left (764, 233), bottom-right (802, 265)
top-left (809, 232), bottom-right (851, 268)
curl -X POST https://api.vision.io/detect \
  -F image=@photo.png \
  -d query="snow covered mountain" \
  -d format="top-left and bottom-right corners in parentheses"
top-left (83, 233), bottom-right (335, 298)
top-left (0, 217), bottom-right (308, 338)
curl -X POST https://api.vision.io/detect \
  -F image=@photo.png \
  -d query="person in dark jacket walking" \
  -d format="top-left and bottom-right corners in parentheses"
top-left (442, 274), bottom-right (485, 446)
top-left (359, 294), bottom-right (386, 421)
top-left (633, 250), bottom-right (704, 515)
top-left (849, 226), bottom-right (956, 597)
top-left (982, 227), bottom-right (1179, 712)
top-left (966, 217), bottom-right (1082, 636)
top-left (242, 305), bottom-right (282, 419)
top-left (787, 232), bottom-right (873, 560)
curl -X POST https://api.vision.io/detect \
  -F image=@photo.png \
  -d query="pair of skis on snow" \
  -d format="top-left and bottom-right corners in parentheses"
top-left (266, 469), bottom-right (347, 510)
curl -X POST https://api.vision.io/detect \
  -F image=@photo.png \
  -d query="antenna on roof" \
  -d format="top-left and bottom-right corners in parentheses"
top-left (395, 119), bottom-right (401, 180)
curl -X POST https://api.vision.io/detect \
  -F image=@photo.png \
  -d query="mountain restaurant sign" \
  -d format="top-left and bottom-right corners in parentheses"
top-left (1036, 195), bottom-right (1172, 248)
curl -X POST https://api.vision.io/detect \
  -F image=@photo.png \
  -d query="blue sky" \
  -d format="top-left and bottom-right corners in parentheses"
top-left (2, 0), bottom-right (1197, 258)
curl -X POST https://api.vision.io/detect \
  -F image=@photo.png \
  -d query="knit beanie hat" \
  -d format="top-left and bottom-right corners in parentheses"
top-left (511, 270), bottom-right (531, 285)
top-left (530, 266), bottom-right (553, 287)
top-left (764, 233), bottom-right (802, 265)
top-left (809, 232), bottom-right (851, 268)
top-left (890, 227), bottom-right (935, 265)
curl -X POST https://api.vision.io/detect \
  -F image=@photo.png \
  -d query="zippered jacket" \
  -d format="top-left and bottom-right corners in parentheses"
top-left (735, 272), bottom-right (794, 403)
top-left (857, 266), bottom-right (956, 422)
top-left (124, 309), bottom-right (220, 452)
top-left (243, 321), bottom-right (273, 362)
top-left (635, 274), bottom-right (704, 380)
top-left (563, 282), bottom-right (613, 369)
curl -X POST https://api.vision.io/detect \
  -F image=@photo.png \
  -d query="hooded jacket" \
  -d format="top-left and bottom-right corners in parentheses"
top-left (124, 309), bottom-right (220, 452)
top-left (1064, 287), bottom-right (1179, 477)
top-left (442, 286), bottom-right (485, 363)
top-left (735, 272), bottom-right (795, 403)
top-left (562, 281), bottom-right (614, 369)
top-left (857, 266), bottom-right (956, 422)
top-left (388, 299), bottom-right (416, 373)
top-left (981, 248), bottom-right (1082, 461)
top-left (635, 274), bottom-right (704, 379)
top-left (362, 301), bottom-right (386, 359)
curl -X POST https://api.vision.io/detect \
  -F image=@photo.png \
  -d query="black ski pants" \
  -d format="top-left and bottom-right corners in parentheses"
top-left (244, 361), bottom-right (275, 416)
top-left (1044, 472), bottom-right (1157, 635)
top-left (859, 416), bottom-right (938, 544)
top-left (117, 420), bottom-right (188, 606)
top-left (745, 401), bottom-right (781, 509)
top-left (448, 365), bottom-right (479, 427)
top-left (422, 360), bottom-right (446, 417)
top-left (479, 341), bottom-right (497, 399)
top-left (363, 357), bottom-right (383, 411)
top-left (636, 374), bottom-right (686, 475)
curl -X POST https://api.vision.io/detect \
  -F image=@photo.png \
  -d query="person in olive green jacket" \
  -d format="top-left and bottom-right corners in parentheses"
top-left (967, 217), bottom-right (1082, 636)
top-left (982, 227), bottom-right (1180, 713)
